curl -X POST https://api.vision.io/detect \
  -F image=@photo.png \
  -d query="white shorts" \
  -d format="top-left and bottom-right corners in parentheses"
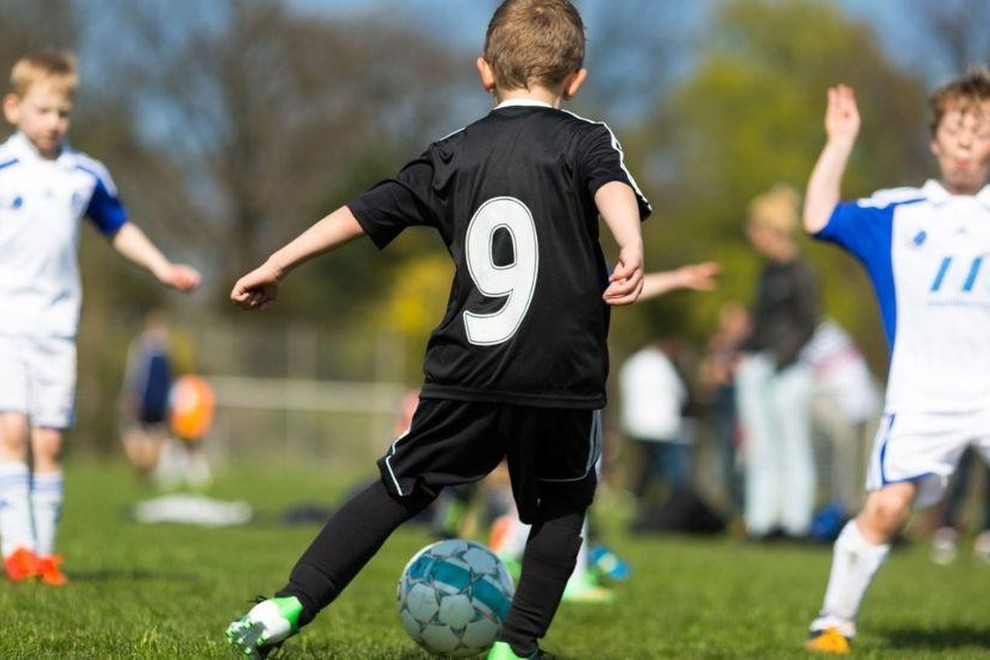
top-left (866, 410), bottom-right (990, 507)
top-left (0, 335), bottom-right (76, 429)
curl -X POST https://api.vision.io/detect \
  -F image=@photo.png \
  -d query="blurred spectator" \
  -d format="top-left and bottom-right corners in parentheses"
top-left (698, 301), bottom-right (750, 513)
top-left (802, 318), bottom-right (880, 538)
top-left (930, 447), bottom-right (990, 565)
top-left (120, 311), bottom-right (174, 479)
top-left (735, 184), bottom-right (819, 540)
top-left (619, 337), bottom-right (690, 512)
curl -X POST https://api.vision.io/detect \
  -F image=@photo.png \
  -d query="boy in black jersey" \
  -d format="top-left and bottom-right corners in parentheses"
top-left (225, 1), bottom-right (649, 658)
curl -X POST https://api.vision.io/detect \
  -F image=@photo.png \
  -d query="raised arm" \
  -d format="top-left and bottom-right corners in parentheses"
top-left (596, 181), bottom-right (644, 306)
top-left (804, 85), bottom-right (860, 234)
top-left (230, 205), bottom-right (365, 311)
top-left (111, 223), bottom-right (201, 292)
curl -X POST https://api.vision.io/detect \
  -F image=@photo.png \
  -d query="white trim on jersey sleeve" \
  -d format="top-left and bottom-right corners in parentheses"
top-left (856, 185), bottom-right (926, 209)
top-left (560, 108), bottom-right (652, 214)
top-left (70, 152), bottom-right (120, 196)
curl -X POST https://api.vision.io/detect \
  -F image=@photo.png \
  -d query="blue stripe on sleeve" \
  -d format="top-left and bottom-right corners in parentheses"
top-left (77, 166), bottom-right (128, 235)
top-left (814, 200), bottom-right (912, 350)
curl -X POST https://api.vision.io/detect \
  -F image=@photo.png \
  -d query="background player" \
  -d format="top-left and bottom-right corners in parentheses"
top-left (0, 51), bottom-right (200, 585)
top-left (224, 2), bottom-right (649, 658)
top-left (803, 69), bottom-right (990, 653)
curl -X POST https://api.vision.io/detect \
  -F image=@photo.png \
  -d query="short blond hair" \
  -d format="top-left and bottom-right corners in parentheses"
top-left (928, 65), bottom-right (990, 137)
top-left (483, 0), bottom-right (585, 93)
top-left (9, 50), bottom-right (77, 99)
top-left (747, 184), bottom-right (801, 235)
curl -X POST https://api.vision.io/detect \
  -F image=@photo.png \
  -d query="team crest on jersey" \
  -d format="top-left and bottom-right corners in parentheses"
top-left (0, 193), bottom-right (23, 211)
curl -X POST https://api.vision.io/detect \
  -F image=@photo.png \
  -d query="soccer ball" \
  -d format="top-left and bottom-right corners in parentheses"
top-left (397, 539), bottom-right (515, 657)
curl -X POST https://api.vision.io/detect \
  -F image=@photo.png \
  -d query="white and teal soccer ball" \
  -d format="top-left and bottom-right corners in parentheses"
top-left (397, 539), bottom-right (515, 657)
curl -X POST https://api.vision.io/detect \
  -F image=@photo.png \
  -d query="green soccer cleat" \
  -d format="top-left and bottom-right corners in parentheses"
top-left (561, 573), bottom-right (615, 604)
top-left (486, 640), bottom-right (553, 659)
top-left (225, 596), bottom-right (302, 659)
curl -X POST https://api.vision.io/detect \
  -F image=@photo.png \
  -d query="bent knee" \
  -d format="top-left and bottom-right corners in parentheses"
top-left (859, 484), bottom-right (915, 540)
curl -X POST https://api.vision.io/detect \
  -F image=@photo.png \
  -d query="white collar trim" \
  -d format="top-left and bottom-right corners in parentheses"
top-left (494, 99), bottom-right (554, 110)
top-left (922, 178), bottom-right (990, 208)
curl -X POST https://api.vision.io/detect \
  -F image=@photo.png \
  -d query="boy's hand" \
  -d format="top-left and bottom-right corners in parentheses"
top-left (161, 264), bottom-right (201, 292)
top-left (825, 84), bottom-right (860, 148)
top-left (671, 261), bottom-right (720, 291)
top-left (603, 247), bottom-right (644, 306)
top-left (230, 261), bottom-right (282, 311)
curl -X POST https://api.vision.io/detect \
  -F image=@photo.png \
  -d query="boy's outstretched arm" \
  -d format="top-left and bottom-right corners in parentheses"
top-left (638, 262), bottom-right (720, 302)
top-left (804, 84), bottom-right (860, 234)
top-left (596, 181), bottom-right (644, 306)
top-left (230, 206), bottom-right (365, 311)
top-left (111, 223), bottom-right (201, 292)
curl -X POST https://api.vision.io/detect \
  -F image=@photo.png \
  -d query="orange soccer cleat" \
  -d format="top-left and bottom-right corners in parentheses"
top-left (37, 554), bottom-right (68, 586)
top-left (805, 627), bottom-right (852, 655)
top-left (4, 547), bottom-right (41, 582)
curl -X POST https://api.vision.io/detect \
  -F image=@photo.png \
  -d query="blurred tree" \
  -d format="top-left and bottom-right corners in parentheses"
top-left (612, 0), bottom-right (929, 376)
top-left (96, 0), bottom-right (469, 316)
top-left (915, 0), bottom-right (990, 80)
top-left (0, 0), bottom-right (77, 63)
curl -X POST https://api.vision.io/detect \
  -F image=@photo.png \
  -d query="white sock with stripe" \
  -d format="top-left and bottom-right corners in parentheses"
top-left (31, 471), bottom-right (64, 557)
top-left (0, 462), bottom-right (35, 557)
top-left (812, 520), bottom-right (890, 637)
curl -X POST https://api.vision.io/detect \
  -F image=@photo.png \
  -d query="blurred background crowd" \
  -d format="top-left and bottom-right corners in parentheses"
top-left (8, 0), bottom-right (990, 557)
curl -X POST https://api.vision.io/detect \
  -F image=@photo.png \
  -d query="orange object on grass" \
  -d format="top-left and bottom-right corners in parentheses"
top-left (170, 374), bottom-right (215, 442)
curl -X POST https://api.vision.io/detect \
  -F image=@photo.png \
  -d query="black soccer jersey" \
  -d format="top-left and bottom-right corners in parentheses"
top-left (348, 101), bottom-right (651, 409)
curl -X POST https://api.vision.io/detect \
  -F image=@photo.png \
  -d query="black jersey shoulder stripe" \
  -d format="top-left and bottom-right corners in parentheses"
top-left (560, 109), bottom-right (652, 215)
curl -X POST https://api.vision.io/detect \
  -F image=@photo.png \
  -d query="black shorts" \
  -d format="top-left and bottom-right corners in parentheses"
top-left (377, 398), bottom-right (601, 523)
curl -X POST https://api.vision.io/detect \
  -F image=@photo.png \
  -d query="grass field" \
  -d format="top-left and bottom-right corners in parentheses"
top-left (2, 460), bottom-right (989, 659)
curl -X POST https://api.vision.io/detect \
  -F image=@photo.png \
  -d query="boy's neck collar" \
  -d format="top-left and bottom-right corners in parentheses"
top-left (10, 131), bottom-right (71, 163)
top-left (493, 99), bottom-right (554, 110)
top-left (924, 179), bottom-right (990, 208)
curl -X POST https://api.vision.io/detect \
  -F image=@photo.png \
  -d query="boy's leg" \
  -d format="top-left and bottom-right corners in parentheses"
top-left (807, 484), bottom-right (912, 651)
top-left (498, 502), bottom-right (584, 656)
top-left (30, 427), bottom-right (68, 586)
top-left (0, 338), bottom-right (41, 577)
top-left (227, 478), bottom-right (436, 656)
top-left (277, 479), bottom-right (436, 626)
top-left (497, 407), bottom-right (600, 656)
top-left (23, 336), bottom-right (75, 585)
top-left (0, 413), bottom-right (37, 579)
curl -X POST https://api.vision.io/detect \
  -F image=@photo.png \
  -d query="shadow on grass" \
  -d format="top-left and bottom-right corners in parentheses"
top-left (878, 624), bottom-right (990, 651)
top-left (68, 569), bottom-right (200, 583)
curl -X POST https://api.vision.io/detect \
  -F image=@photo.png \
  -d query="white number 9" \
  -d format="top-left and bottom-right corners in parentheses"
top-left (463, 197), bottom-right (539, 345)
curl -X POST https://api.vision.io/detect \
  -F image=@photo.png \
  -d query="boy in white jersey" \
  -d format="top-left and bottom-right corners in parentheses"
top-left (0, 51), bottom-right (200, 585)
top-left (803, 68), bottom-right (990, 653)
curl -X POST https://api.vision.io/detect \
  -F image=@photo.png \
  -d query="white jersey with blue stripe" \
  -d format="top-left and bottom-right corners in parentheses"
top-left (0, 132), bottom-right (128, 338)
top-left (815, 179), bottom-right (990, 414)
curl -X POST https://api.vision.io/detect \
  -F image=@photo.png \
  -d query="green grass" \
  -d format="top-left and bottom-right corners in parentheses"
top-left (2, 461), bottom-right (989, 659)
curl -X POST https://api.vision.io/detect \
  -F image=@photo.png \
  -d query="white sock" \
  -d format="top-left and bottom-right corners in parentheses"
top-left (0, 462), bottom-right (35, 556)
top-left (814, 520), bottom-right (890, 635)
top-left (31, 471), bottom-right (63, 557)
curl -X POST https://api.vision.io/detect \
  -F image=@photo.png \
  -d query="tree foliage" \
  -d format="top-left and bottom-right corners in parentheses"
top-left (612, 0), bottom-right (929, 371)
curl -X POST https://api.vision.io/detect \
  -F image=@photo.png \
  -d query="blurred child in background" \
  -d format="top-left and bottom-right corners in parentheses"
top-left (0, 51), bottom-right (199, 585)
top-left (120, 310), bottom-right (174, 479)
